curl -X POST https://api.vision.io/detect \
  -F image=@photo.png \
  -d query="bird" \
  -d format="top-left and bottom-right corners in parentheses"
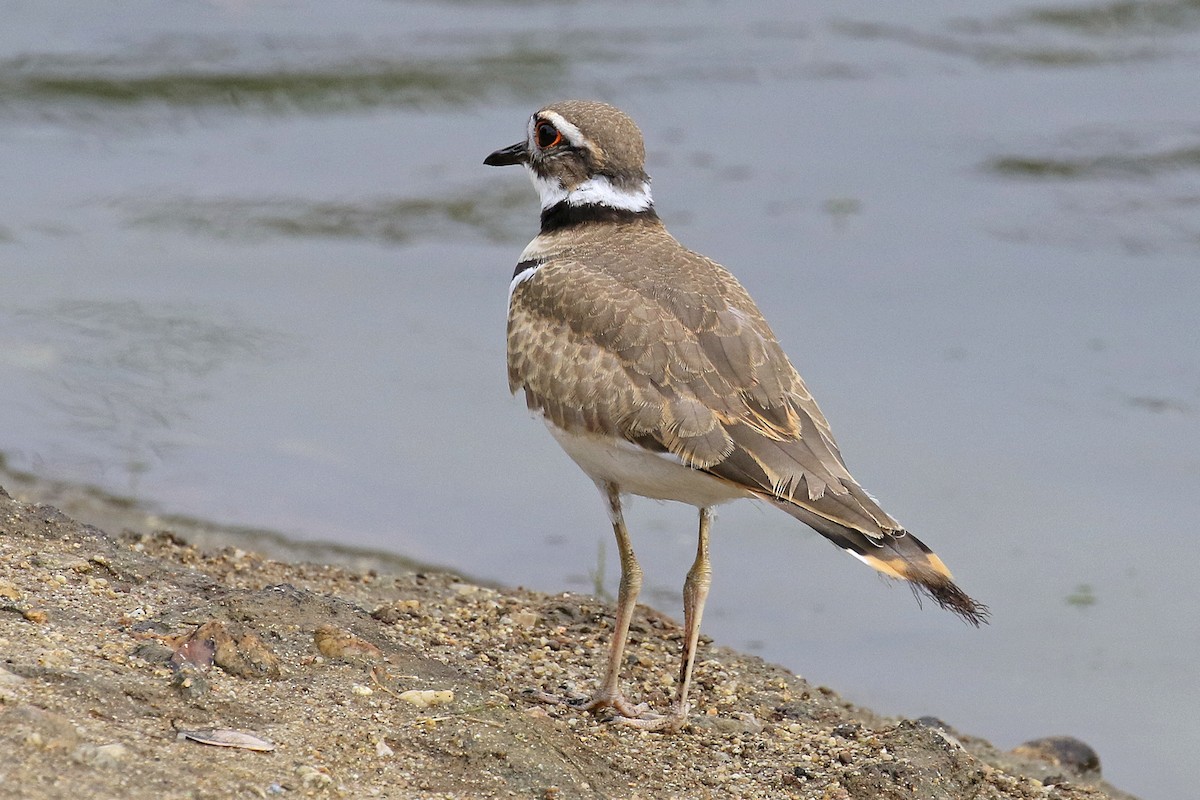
top-left (485, 100), bottom-right (987, 732)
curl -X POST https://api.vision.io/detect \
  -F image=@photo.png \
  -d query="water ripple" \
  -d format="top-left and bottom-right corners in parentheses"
top-left (989, 143), bottom-right (1200, 179)
top-left (834, 0), bottom-right (1200, 68)
top-left (115, 185), bottom-right (535, 245)
top-left (1026, 0), bottom-right (1200, 37)
top-left (0, 45), bottom-right (566, 120)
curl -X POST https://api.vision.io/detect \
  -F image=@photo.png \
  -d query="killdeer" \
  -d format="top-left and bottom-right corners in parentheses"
top-left (485, 100), bottom-right (987, 732)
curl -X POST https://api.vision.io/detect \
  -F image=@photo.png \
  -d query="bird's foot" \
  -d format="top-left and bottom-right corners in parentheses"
top-left (613, 709), bottom-right (688, 732)
top-left (522, 687), bottom-right (646, 716)
top-left (576, 688), bottom-right (652, 720)
top-left (525, 688), bottom-right (689, 731)
top-left (583, 691), bottom-right (689, 732)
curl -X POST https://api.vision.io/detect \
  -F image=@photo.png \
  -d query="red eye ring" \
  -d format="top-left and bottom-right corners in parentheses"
top-left (535, 120), bottom-right (563, 149)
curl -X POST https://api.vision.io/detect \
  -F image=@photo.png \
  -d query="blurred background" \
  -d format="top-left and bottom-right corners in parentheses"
top-left (2, 2), bottom-right (1197, 796)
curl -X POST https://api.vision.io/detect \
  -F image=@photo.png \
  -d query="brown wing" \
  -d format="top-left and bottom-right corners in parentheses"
top-left (508, 254), bottom-right (734, 467)
top-left (507, 225), bottom-right (901, 537)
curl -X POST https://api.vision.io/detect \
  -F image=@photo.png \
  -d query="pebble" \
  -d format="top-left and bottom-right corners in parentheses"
top-left (700, 713), bottom-right (763, 736)
top-left (511, 610), bottom-right (539, 629)
top-left (72, 742), bottom-right (128, 767)
top-left (130, 642), bottom-right (175, 664)
top-left (1012, 736), bottom-right (1101, 776)
top-left (295, 765), bottom-right (334, 789)
top-left (170, 662), bottom-right (210, 700)
top-left (370, 599), bottom-right (420, 624)
top-left (314, 624), bottom-right (383, 663)
top-left (398, 689), bottom-right (454, 708)
top-left (173, 620), bottom-right (282, 679)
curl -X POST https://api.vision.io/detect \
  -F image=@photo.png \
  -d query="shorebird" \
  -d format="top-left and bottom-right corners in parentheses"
top-left (486, 100), bottom-right (987, 732)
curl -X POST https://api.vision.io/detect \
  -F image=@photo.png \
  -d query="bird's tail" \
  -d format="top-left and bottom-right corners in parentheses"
top-left (770, 499), bottom-right (989, 626)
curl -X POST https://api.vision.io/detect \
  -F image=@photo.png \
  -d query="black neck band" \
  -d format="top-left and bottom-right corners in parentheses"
top-left (539, 202), bottom-right (659, 234)
top-left (512, 258), bottom-right (541, 279)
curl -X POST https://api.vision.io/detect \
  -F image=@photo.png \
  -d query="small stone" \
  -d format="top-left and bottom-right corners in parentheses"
top-left (915, 716), bottom-right (952, 731)
top-left (170, 663), bottom-right (210, 700)
top-left (295, 765), bottom-right (333, 789)
top-left (371, 599), bottom-right (421, 624)
top-left (130, 642), bottom-right (175, 664)
top-left (398, 689), bottom-right (454, 708)
top-left (72, 742), bottom-right (129, 768)
top-left (511, 610), bottom-right (539, 629)
top-left (911, 717), bottom-right (966, 751)
top-left (314, 625), bottom-right (383, 663)
top-left (733, 712), bottom-right (763, 734)
top-left (1012, 736), bottom-right (1101, 776)
top-left (351, 684), bottom-right (373, 696)
top-left (171, 621), bottom-right (282, 679)
top-left (375, 738), bottom-right (394, 757)
top-left (832, 722), bottom-right (861, 740)
top-left (0, 579), bottom-right (22, 600)
top-left (700, 713), bottom-right (762, 736)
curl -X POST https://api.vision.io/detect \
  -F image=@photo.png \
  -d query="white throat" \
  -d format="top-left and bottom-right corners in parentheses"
top-left (528, 170), bottom-right (653, 213)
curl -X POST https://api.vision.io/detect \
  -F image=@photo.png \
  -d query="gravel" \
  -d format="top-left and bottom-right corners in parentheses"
top-left (0, 478), bottom-right (1141, 800)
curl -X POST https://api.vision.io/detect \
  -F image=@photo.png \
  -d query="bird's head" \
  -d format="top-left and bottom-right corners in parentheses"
top-left (485, 100), bottom-right (653, 213)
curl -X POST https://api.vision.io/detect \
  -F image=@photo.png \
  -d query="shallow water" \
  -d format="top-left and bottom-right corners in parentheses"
top-left (3, 2), bottom-right (1198, 796)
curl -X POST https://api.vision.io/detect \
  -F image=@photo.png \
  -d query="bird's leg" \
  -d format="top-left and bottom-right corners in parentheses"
top-left (620, 505), bottom-right (713, 732)
top-left (675, 506), bottom-right (713, 720)
top-left (581, 482), bottom-right (650, 719)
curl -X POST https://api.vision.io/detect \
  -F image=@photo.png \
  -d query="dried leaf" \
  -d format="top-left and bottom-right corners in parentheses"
top-left (177, 728), bottom-right (275, 752)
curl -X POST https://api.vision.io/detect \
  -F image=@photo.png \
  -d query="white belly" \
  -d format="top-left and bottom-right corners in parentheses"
top-left (547, 423), bottom-right (751, 508)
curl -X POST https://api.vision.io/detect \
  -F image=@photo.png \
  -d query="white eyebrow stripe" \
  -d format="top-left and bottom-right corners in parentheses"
top-left (534, 110), bottom-right (587, 149)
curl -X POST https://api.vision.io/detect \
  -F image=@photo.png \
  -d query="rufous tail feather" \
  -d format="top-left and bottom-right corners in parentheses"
top-left (770, 498), bottom-right (989, 626)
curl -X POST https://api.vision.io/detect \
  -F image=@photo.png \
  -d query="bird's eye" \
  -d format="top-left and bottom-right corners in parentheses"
top-left (535, 121), bottom-right (563, 149)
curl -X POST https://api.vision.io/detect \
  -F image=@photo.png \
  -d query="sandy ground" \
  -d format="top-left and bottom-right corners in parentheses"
top-left (0, 469), bottom-right (1140, 800)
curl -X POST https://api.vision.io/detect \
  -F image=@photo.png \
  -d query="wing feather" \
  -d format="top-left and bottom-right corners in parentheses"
top-left (507, 226), bottom-right (899, 537)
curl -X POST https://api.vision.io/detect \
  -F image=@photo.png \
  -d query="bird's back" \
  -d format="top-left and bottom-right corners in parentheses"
top-left (507, 215), bottom-right (904, 538)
